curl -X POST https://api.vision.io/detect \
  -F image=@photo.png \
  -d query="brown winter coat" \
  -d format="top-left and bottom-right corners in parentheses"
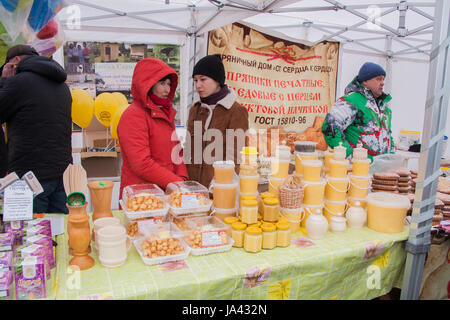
top-left (185, 89), bottom-right (249, 188)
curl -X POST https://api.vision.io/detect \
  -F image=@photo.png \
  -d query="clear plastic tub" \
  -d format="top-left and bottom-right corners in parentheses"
top-left (211, 180), bottom-right (238, 209)
top-left (121, 184), bottom-right (168, 220)
top-left (366, 192), bottom-right (410, 233)
top-left (213, 160), bottom-right (235, 184)
top-left (125, 215), bottom-right (169, 239)
top-left (182, 216), bottom-right (230, 252)
top-left (134, 236), bottom-right (190, 266)
top-left (166, 181), bottom-right (212, 216)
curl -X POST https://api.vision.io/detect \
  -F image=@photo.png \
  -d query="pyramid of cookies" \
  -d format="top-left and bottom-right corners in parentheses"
top-left (394, 168), bottom-right (412, 195)
top-left (371, 172), bottom-right (399, 193)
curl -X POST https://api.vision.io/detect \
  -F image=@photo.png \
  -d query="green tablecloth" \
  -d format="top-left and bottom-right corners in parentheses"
top-left (53, 211), bottom-right (409, 300)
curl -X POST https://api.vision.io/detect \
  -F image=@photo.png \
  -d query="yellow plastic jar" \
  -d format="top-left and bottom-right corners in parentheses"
top-left (244, 227), bottom-right (262, 253)
top-left (324, 150), bottom-right (334, 170)
top-left (223, 216), bottom-right (239, 237)
top-left (212, 181), bottom-right (238, 209)
top-left (323, 199), bottom-right (347, 223)
top-left (240, 199), bottom-right (258, 225)
top-left (302, 160), bottom-right (323, 182)
top-left (276, 222), bottom-right (291, 247)
top-left (239, 193), bottom-right (258, 210)
top-left (329, 158), bottom-right (349, 178)
top-left (213, 160), bottom-right (235, 184)
top-left (352, 159), bottom-right (371, 177)
top-left (239, 175), bottom-right (259, 193)
top-left (348, 174), bottom-right (371, 198)
top-left (268, 176), bottom-right (284, 196)
top-left (231, 222), bottom-right (247, 248)
top-left (261, 223), bottom-right (277, 249)
top-left (262, 197), bottom-right (280, 222)
top-left (325, 176), bottom-right (349, 202)
top-left (294, 152), bottom-right (318, 175)
top-left (271, 158), bottom-right (290, 178)
top-left (303, 179), bottom-right (326, 205)
top-left (259, 192), bottom-right (274, 213)
top-left (280, 207), bottom-right (303, 233)
top-left (366, 192), bottom-right (410, 233)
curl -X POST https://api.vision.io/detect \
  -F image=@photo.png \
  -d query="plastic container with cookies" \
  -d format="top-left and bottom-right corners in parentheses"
top-left (125, 215), bottom-right (169, 239)
top-left (121, 184), bottom-right (168, 220)
top-left (182, 216), bottom-right (233, 255)
top-left (166, 181), bottom-right (212, 217)
top-left (133, 222), bottom-right (190, 266)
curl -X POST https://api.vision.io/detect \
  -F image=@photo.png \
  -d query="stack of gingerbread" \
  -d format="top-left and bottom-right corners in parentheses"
top-left (410, 170), bottom-right (418, 193)
top-left (436, 192), bottom-right (450, 221)
top-left (433, 198), bottom-right (444, 226)
top-left (371, 172), bottom-right (400, 193)
top-left (394, 168), bottom-right (412, 195)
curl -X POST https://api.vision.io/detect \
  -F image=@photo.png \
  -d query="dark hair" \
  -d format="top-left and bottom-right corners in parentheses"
top-left (159, 74), bottom-right (172, 82)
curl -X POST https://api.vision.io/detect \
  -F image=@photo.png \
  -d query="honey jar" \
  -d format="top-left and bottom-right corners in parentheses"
top-left (223, 216), bottom-right (239, 237)
top-left (231, 222), bottom-right (247, 248)
top-left (262, 197), bottom-right (280, 222)
top-left (244, 226), bottom-right (262, 253)
top-left (261, 223), bottom-right (277, 250)
top-left (276, 222), bottom-right (291, 247)
top-left (240, 199), bottom-right (258, 225)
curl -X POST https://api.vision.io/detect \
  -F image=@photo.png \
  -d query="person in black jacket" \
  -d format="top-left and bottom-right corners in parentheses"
top-left (0, 124), bottom-right (6, 178)
top-left (0, 45), bottom-right (72, 213)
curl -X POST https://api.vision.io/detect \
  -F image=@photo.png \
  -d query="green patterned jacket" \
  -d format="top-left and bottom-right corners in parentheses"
top-left (322, 77), bottom-right (395, 161)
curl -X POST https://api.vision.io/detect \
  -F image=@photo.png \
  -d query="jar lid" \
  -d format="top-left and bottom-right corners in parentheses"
top-left (212, 181), bottom-right (239, 188)
top-left (278, 216), bottom-right (289, 224)
top-left (241, 146), bottom-right (258, 155)
top-left (248, 221), bottom-right (262, 228)
top-left (276, 222), bottom-right (290, 230)
top-left (301, 160), bottom-right (322, 167)
top-left (212, 160), bottom-right (235, 169)
top-left (240, 194), bottom-right (257, 201)
top-left (261, 192), bottom-right (275, 199)
top-left (224, 217), bottom-right (239, 224)
top-left (264, 197), bottom-right (279, 205)
top-left (330, 216), bottom-right (346, 223)
top-left (231, 222), bottom-right (247, 230)
top-left (261, 223), bottom-right (276, 232)
top-left (242, 199), bottom-right (258, 207)
top-left (246, 226), bottom-right (262, 235)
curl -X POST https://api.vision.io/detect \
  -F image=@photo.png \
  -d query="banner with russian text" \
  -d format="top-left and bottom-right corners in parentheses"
top-left (207, 23), bottom-right (339, 152)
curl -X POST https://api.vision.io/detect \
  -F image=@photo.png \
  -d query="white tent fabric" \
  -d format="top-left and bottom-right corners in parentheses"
top-left (55, 0), bottom-right (448, 149)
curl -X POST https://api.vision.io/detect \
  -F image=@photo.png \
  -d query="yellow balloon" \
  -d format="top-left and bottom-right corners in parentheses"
top-left (71, 89), bottom-right (94, 129)
top-left (110, 104), bottom-right (129, 139)
top-left (94, 93), bottom-right (119, 127)
top-left (111, 92), bottom-right (129, 107)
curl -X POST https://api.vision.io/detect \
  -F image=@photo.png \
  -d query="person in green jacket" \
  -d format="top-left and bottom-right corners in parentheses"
top-left (322, 62), bottom-right (395, 161)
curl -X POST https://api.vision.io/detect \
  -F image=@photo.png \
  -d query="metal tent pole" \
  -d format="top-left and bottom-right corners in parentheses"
top-left (400, 0), bottom-right (450, 300)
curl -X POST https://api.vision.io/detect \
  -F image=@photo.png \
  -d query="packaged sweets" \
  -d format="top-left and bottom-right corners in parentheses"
top-left (166, 181), bottom-right (211, 216)
top-left (0, 233), bottom-right (14, 252)
top-left (4, 220), bottom-right (24, 246)
top-left (24, 218), bottom-right (52, 233)
top-left (15, 244), bottom-right (51, 280)
top-left (0, 269), bottom-right (12, 300)
top-left (0, 251), bottom-right (13, 270)
top-left (15, 256), bottom-right (47, 300)
top-left (22, 224), bottom-right (52, 238)
top-left (24, 234), bottom-right (55, 269)
top-left (121, 184), bottom-right (168, 220)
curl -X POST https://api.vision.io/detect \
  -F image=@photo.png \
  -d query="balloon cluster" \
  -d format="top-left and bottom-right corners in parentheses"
top-left (71, 89), bottom-right (129, 139)
top-left (0, 0), bottom-right (67, 56)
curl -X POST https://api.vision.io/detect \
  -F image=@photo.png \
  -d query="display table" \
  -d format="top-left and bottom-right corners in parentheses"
top-left (51, 211), bottom-right (409, 300)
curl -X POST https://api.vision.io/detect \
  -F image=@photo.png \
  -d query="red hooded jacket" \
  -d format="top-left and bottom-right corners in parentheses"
top-left (117, 58), bottom-right (188, 198)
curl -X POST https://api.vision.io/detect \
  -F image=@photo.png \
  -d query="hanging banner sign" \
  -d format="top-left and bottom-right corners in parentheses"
top-left (207, 23), bottom-right (340, 151)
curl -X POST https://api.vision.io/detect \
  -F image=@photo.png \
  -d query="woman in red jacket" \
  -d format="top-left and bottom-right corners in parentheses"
top-left (117, 58), bottom-right (188, 198)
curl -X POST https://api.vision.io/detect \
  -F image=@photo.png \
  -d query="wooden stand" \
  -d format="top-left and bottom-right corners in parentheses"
top-left (68, 213), bottom-right (94, 270)
top-left (67, 203), bottom-right (91, 255)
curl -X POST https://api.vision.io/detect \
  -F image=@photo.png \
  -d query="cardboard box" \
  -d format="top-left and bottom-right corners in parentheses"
top-left (76, 117), bottom-right (122, 178)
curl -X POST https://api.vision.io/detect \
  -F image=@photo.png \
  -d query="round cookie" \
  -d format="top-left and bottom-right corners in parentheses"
top-left (398, 182), bottom-right (411, 188)
top-left (371, 179), bottom-right (398, 186)
top-left (398, 177), bottom-right (411, 183)
top-left (373, 172), bottom-right (399, 181)
top-left (371, 184), bottom-right (398, 191)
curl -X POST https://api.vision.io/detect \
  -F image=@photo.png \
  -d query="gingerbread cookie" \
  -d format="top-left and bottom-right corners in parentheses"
top-left (398, 177), bottom-right (411, 183)
top-left (373, 172), bottom-right (399, 181)
top-left (371, 184), bottom-right (398, 191)
top-left (371, 179), bottom-right (397, 186)
top-left (398, 182), bottom-right (411, 188)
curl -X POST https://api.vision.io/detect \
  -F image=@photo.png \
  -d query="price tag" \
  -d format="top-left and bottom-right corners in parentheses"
top-left (201, 230), bottom-right (227, 248)
top-left (3, 180), bottom-right (33, 221)
top-left (181, 194), bottom-right (200, 208)
top-left (137, 218), bottom-right (163, 232)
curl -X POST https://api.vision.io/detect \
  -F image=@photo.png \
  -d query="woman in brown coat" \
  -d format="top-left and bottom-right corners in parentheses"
top-left (186, 54), bottom-right (249, 188)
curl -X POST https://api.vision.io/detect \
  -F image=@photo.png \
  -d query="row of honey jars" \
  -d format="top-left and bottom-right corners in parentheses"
top-left (231, 222), bottom-right (291, 252)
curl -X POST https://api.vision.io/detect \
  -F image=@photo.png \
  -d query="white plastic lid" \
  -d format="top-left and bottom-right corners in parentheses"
top-left (302, 203), bottom-right (324, 209)
top-left (366, 192), bottom-right (411, 209)
top-left (303, 178), bottom-right (326, 186)
top-left (352, 158), bottom-right (371, 164)
top-left (301, 160), bottom-right (322, 167)
top-left (213, 207), bottom-right (237, 214)
top-left (213, 160), bottom-right (235, 169)
top-left (239, 174), bottom-right (260, 179)
top-left (239, 191), bottom-right (259, 196)
top-left (275, 145), bottom-right (291, 158)
top-left (212, 181), bottom-right (239, 189)
top-left (325, 199), bottom-right (347, 205)
top-left (271, 157), bottom-right (290, 163)
top-left (329, 158), bottom-right (349, 165)
top-left (326, 175), bottom-right (349, 182)
top-left (269, 175), bottom-right (286, 182)
top-left (295, 151), bottom-right (318, 157)
top-left (280, 207), bottom-right (303, 213)
top-left (348, 197), bottom-right (367, 201)
top-left (330, 216), bottom-right (346, 223)
top-left (349, 174), bottom-right (371, 180)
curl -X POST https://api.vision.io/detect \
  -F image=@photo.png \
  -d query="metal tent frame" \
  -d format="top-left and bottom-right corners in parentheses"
top-left (56, 0), bottom-right (449, 300)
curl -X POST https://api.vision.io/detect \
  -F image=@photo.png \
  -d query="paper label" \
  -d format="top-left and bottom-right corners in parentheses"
top-left (3, 181), bottom-right (33, 221)
top-left (201, 230), bottom-right (227, 248)
top-left (181, 194), bottom-right (201, 208)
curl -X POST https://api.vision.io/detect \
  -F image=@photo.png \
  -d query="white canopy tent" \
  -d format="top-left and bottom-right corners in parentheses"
top-left (53, 0), bottom-right (449, 300)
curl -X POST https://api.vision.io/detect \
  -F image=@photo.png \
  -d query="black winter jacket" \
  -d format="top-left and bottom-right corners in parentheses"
top-left (0, 55), bottom-right (72, 181)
